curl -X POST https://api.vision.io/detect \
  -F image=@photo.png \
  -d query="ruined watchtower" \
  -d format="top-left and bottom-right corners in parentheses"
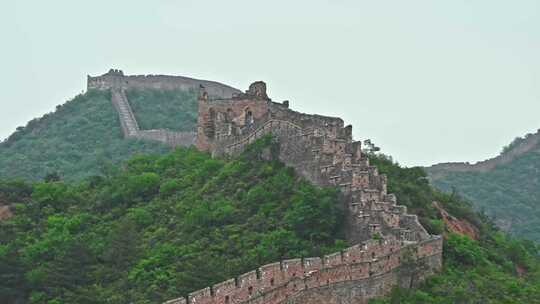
top-left (196, 81), bottom-right (273, 153)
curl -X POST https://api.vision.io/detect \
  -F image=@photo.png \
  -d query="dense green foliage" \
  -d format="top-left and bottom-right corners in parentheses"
top-left (430, 139), bottom-right (540, 242)
top-left (2, 87), bottom-right (539, 303)
top-left (369, 154), bottom-right (540, 304)
top-left (0, 138), bottom-right (346, 304)
top-left (0, 90), bottom-right (172, 181)
top-left (126, 88), bottom-right (198, 131)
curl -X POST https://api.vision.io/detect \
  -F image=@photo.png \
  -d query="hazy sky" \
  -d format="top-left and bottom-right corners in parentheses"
top-left (1, 0), bottom-right (538, 166)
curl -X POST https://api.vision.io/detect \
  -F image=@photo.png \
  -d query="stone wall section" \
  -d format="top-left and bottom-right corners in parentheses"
top-left (164, 237), bottom-right (442, 304)
top-left (169, 82), bottom-right (443, 304)
top-left (88, 69), bottom-right (241, 99)
top-left (87, 70), bottom-right (225, 147)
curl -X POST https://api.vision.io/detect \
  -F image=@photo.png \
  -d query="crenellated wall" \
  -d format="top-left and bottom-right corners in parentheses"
top-left (165, 82), bottom-right (444, 304)
top-left (164, 236), bottom-right (442, 304)
top-left (88, 69), bottom-right (241, 99)
top-left (87, 69), bottom-right (230, 147)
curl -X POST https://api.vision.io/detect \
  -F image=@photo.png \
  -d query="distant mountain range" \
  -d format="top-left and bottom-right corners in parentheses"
top-left (3, 79), bottom-right (540, 243)
top-left (426, 130), bottom-right (540, 242)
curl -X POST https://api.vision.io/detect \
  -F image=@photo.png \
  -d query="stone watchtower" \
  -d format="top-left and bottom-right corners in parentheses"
top-left (196, 81), bottom-right (272, 153)
top-left (87, 69), bottom-right (125, 90)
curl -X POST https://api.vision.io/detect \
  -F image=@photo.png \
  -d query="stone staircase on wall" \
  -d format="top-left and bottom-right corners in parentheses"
top-left (220, 119), bottom-right (430, 245)
top-left (111, 89), bottom-right (140, 136)
top-left (164, 118), bottom-right (442, 304)
top-left (110, 88), bottom-right (196, 147)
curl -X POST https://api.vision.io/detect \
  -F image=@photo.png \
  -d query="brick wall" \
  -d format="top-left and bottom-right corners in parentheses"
top-left (87, 71), bottom-right (208, 147)
top-left (88, 69), bottom-right (241, 99)
top-left (163, 81), bottom-right (444, 304)
top-left (164, 236), bottom-right (442, 304)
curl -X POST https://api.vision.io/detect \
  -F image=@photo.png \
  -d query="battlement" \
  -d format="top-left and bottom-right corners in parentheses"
top-left (165, 236), bottom-right (442, 304)
top-left (87, 69), bottom-right (241, 99)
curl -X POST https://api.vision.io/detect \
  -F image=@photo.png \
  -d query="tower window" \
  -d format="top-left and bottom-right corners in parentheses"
top-left (245, 109), bottom-right (253, 125)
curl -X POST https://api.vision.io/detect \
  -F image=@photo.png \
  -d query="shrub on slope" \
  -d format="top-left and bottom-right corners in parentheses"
top-left (369, 154), bottom-right (540, 304)
top-left (0, 90), bottom-right (171, 181)
top-left (126, 88), bottom-right (198, 132)
top-left (0, 140), bottom-right (346, 304)
top-left (431, 148), bottom-right (540, 242)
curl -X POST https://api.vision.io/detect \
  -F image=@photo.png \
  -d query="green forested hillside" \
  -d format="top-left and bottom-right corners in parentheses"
top-left (1, 140), bottom-right (538, 304)
top-left (126, 88), bottom-right (198, 131)
top-left (370, 154), bottom-right (540, 303)
top-left (428, 135), bottom-right (540, 242)
top-left (0, 89), bottom-right (199, 181)
top-left (0, 138), bottom-right (346, 304)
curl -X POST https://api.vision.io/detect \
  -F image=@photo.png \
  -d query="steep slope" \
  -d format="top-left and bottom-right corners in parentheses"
top-left (0, 142), bottom-right (347, 304)
top-left (0, 89), bottom-right (200, 181)
top-left (369, 154), bottom-right (540, 304)
top-left (126, 88), bottom-right (198, 132)
top-left (1, 144), bottom-right (538, 304)
top-left (426, 130), bottom-right (540, 242)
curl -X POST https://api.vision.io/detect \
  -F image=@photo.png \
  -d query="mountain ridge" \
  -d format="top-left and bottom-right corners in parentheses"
top-left (425, 128), bottom-right (540, 241)
top-left (426, 128), bottom-right (540, 178)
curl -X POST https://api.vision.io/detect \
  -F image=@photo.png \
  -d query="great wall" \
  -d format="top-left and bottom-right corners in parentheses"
top-left (88, 69), bottom-right (240, 147)
top-left (88, 70), bottom-right (443, 304)
top-left (426, 129), bottom-right (540, 179)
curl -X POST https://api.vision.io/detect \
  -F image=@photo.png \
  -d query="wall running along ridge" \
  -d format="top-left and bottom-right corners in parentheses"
top-left (87, 69), bottom-right (241, 147)
top-left (426, 128), bottom-right (540, 179)
top-left (163, 82), bottom-right (443, 304)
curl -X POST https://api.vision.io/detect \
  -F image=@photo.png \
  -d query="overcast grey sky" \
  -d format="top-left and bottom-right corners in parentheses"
top-left (1, 0), bottom-right (538, 166)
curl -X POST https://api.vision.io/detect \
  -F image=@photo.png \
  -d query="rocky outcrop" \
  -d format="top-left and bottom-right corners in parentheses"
top-left (433, 202), bottom-right (478, 240)
top-left (0, 205), bottom-right (12, 221)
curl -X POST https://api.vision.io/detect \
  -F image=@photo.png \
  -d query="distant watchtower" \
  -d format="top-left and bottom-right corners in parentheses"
top-left (87, 69), bottom-right (126, 90)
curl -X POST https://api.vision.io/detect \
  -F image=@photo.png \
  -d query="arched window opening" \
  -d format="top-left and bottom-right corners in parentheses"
top-left (245, 108), bottom-right (253, 125)
top-left (226, 108), bottom-right (234, 122)
top-left (209, 108), bottom-right (216, 120)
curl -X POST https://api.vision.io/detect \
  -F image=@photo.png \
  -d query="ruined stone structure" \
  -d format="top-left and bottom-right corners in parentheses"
top-left (87, 69), bottom-right (241, 146)
top-left (164, 82), bottom-right (443, 304)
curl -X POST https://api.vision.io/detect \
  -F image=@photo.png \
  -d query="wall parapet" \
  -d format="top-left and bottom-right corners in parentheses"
top-left (164, 236), bottom-right (442, 304)
top-left (88, 69), bottom-right (241, 99)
